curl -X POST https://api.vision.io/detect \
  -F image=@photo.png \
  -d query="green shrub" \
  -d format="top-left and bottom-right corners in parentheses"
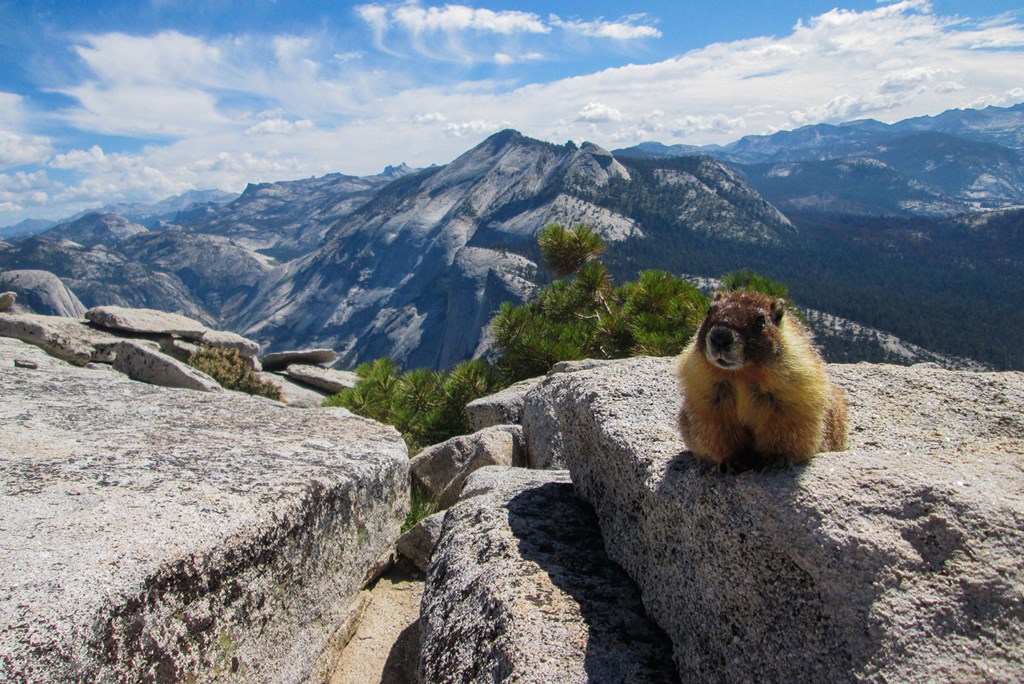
top-left (188, 346), bottom-right (283, 401)
top-left (402, 482), bottom-right (438, 534)
top-left (721, 268), bottom-right (789, 298)
top-left (721, 268), bottom-right (803, 321)
top-left (324, 357), bottom-right (504, 453)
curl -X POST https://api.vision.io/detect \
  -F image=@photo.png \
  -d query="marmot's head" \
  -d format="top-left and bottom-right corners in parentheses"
top-left (696, 290), bottom-right (786, 370)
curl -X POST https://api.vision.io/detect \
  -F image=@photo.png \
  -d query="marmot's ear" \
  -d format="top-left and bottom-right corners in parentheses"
top-left (771, 298), bottom-right (786, 324)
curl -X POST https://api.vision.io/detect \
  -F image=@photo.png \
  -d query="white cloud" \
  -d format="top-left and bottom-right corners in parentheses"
top-left (4, 1), bottom-right (1024, 228)
top-left (246, 118), bottom-right (315, 135)
top-left (968, 87), bottom-right (1024, 109)
top-left (0, 170), bottom-right (58, 211)
top-left (72, 31), bottom-right (224, 88)
top-left (355, 3), bottom-right (658, 64)
top-left (56, 32), bottom-right (237, 137)
top-left (52, 30), bottom-right (378, 139)
top-left (357, 4), bottom-right (390, 33)
top-left (414, 112), bottom-right (448, 124)
top-left (551, 14), bottom-right (662, 40)
top-left (59, 81), bottom-right (231, 137)
top-left (0, 93), bottom-right (55, 170)
top-left (0, 130), bottom-right (54, 170)
top-left (49, 145), bottom-right (108, 170)
top-left (444, 119), bottom-right (511, 137)
top-left (0, 93), bottom-right (30, 127)
top-left (355, 2), bottom-right (550, 64)
top-left (387, 4), bottom-right (549, 35)
top-left (273, 35), bottom-right (315, 63)
top-left (576, 102), bottom-right (624, 123)
top-left (493, 51), bottom-right (544, 65)
top-left (334, 51), bottom-right (364, 63)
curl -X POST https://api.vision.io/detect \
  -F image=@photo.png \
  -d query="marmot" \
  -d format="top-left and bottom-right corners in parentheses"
top-left (676, 290), bottom-right (848, 469)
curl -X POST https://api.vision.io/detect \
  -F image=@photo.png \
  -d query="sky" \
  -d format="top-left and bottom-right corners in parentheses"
top-left (1, 0), bottom-right (1023, 227)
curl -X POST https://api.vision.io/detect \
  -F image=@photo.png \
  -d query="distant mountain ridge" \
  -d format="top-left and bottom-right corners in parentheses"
top-left (0, 132), bottom-right (799, 370)
top-left (178, 164), bottom-right (417, 260)
top-left (0, 189), bottom-right (238, 240)
top-left (616, 102), bottom-right (1024, 214)
top-left (2, 103), bottom-right (1022, 371)
top-left (715, 102), bottom-right (1024, 163)
top-left (232, 131), bottom-right (795, 369)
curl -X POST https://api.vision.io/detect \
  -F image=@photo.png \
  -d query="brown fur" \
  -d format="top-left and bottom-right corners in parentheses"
top-left (676, 290), bottom-right (848, 469)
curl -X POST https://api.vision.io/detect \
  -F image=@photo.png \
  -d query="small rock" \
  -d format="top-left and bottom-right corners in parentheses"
top-left (254, 371), bottom-right (329, 407)
top-left (395, 511), bottom-right (446, 573)
top-left (13, 358), bottom-right (38, 369)
top-left (112, 340), bottom-right (222, 392)
top-left (157, 337), bottom-right (202, 363)
top-left (0, 312), bottom-right (123, 366)
top-left (465, 376), bottom-right (544, 430)
top-left (200, 329), bottom-right (260, 358)
top-left (85, 306), bottom-right (208, 340)
top-left (410, 425), bottom-right (525, 510)
top-left (286, 364), bottom-right (360, 394)
top-left (93, 338), bottom-right (161, 364)
top-left (548, 358), bottom-right (618, 375)
top-left (260, 348), bottom-right (338, 371)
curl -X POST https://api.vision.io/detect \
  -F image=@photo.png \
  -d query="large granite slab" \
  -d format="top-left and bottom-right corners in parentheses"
top-left (419, 467), bottom-right (679, 683)
top-left (0, 337), bottom-right (409, 682)
top-left (523, 357), bottom-right (1024, 682)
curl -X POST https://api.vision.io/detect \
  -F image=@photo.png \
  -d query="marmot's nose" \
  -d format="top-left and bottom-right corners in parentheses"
top-left (708, 326), bottom-right (735, 351)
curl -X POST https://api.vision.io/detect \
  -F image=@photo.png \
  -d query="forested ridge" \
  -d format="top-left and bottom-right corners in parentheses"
top-left (518, 156), bottom-right (1024, 370)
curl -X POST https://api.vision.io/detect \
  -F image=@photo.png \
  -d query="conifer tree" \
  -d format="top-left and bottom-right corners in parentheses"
top-left (491, 223), bottom-right (709, 382)
top-left (537, 222), bottom-right (607, 278)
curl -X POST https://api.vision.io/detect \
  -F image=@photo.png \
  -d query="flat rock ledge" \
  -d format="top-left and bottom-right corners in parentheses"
top-left (524, 357), bottom-right (1024, 683)
top-left (285, 364), bottom-right (360, 394)
top-left (464, 377), bottom-right (543, 431)
top-left (0, 337), bottom-right (409, 683)
top-left (0, 311), bottom-right (259, 369)
top-left (86, 305), bottom-right (209, 339)
top-left (419, 467), bottom-right (679, 684)
top-left (261, 349), bottom-right (338, 372)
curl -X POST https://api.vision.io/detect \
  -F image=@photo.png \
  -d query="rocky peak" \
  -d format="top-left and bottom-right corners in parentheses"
top-left (381, 162), bottom-right (414, 177)
top-left (566, 141), bottom-right (632, 186)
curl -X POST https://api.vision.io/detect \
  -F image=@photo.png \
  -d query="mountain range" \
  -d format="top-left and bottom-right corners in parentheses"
top-left (616, 102), bottom-right (1024, 215)
top-left (2, 104), bottom-right (1022, 371)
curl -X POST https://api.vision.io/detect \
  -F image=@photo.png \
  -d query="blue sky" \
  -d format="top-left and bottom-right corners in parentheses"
top-left (1, 0), bottom-right (1023, 227)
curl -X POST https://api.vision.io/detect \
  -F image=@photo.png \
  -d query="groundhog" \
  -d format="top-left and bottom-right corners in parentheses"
top-left (676, 290), bottom-right (848, 469)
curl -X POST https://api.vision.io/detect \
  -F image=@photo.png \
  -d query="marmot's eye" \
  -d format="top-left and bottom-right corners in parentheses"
top-left (754, 314), bottom-right (767, 330)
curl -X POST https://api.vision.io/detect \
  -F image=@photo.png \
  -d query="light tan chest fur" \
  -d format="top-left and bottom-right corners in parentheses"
top-left (677, 335), bottom-right (830, 427)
